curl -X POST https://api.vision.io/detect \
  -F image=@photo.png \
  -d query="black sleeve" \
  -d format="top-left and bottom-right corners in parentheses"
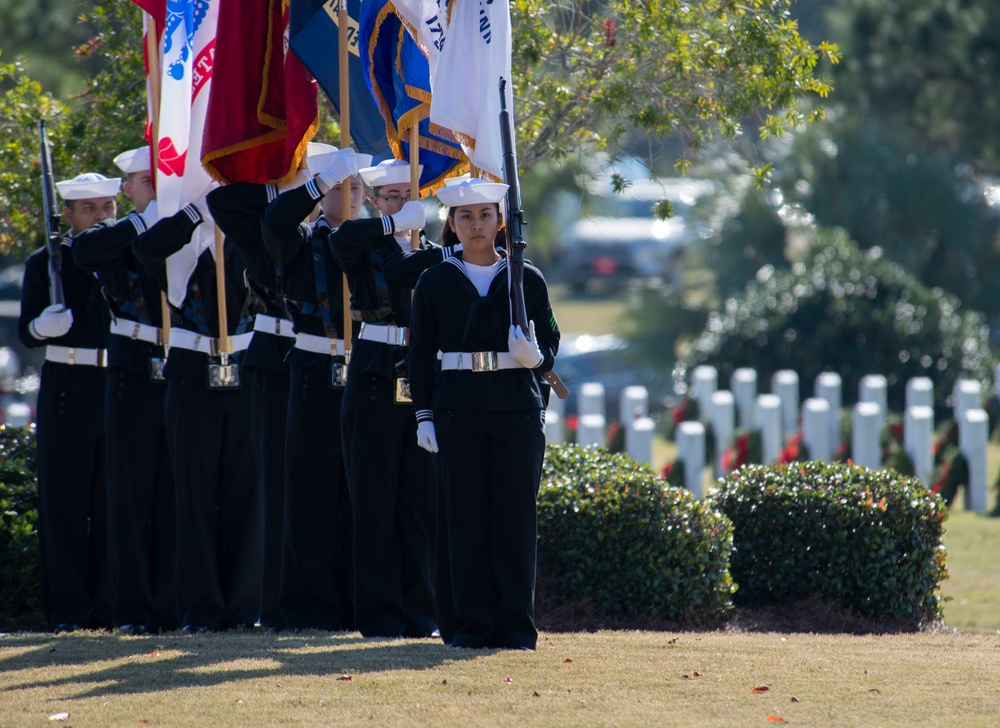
top-left (328, 217), bottom-right (395, 274)
top-left (261, 183), bottom-right (322, 269)
top-left (526, 266), bottom-right (560, 372)
top-left (381, 246), bottom-right (445, 289)
top-left (16, 253), bottom-right (51, 349)
top-left (407, 271), bottom-right (439, 421)
top-left (72, 215), bottom-right (145, 272)
top-left (132, 204), bottom-right (203, 273)
top-left (207, 183), bottom-right (275, 252)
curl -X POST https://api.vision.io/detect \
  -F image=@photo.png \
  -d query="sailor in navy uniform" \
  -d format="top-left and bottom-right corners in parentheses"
top-left (203, 144), bottom-right (332, 631)
top-left (71, 148), bottom-right (176, 634)
top-left (329, 159), bottom-right (439, 638)
top-left (132, 199), bottom-right (260, 632)
top-left (17, 172), bottom-right (118, 632)
top-left (260, 145), bottom-right (369, 630)
top-left (408, 178), bottom-right (560, 650)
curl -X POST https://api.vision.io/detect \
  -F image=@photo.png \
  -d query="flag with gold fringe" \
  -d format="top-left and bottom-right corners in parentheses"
top-left (201, 0), bottom-right (319, 185)
top-left (359, 0), bottom-right (467, 194)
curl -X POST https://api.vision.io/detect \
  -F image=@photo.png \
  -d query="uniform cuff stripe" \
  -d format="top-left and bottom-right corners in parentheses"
top-left (182, 204), bottom-right (203, 225)
top-left (306, 179), bottom-right (322, 200)
top-left (128, 213), bottom-right (146, 235)
top-left (382, 217), bottom-right (393, 236)
top-left (415, 409), bottom-right (434, 422)
top-left (266, 184), bottom-right (278, 202)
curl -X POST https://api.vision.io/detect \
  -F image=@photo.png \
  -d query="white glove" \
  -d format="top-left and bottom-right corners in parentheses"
top-left (139, 199), bottom-right (159, 228)
top-left (508, 321), bottom-right (543, 369)
top-left (390, 200), bottom-right (425, 234)
top-left (30, 304), bottom-right (74, 339)
top-left (317, 148), bottom-right (358, 191)
top-left (416, 421), bottom-right (439, 453)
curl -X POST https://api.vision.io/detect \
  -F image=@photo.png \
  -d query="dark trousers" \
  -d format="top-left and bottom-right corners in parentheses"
top-left (35, 367), bottom-right (111, 629)
top-left (105, 367), bottom-right (176, 631)
top-left (341, 371), bottom-right (437, 638)
top-left (250, 365), bottom-right (289, 630)
top-left (279, 363), bottom-right (353, 630)
top-left (435, 408), bottom-right (545, 650)
top-left (165, 365), bottom-right (260, 630)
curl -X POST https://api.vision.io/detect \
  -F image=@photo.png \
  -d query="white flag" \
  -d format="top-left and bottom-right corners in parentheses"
top-left (394, 0), bottom-right (513, 180)
top-left (158, 0), bottom-right (219, 306)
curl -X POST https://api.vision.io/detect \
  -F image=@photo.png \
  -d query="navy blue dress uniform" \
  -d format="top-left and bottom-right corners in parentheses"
top-left (329, 160), bottom-right (440, 638)
top-left (72, 201), bottom-right (177, 634)
top-left (17, 172), bottom-right (118, 631)
top-left (132, 202), bottom-right (261, 632)
top-left (407, 178), bottom-right (560, 650)
top-left (261, 172), bottom-right (356, 631)
top-left (207, 182), bottom-right (294, 631)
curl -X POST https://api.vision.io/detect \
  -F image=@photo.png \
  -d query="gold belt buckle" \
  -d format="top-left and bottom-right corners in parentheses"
top-left (394, 377), bottom-right (412, 404)
top-left (131, 322), bottom-right (142, 340)
top-left (274, 317), bottom-right (282, 336)
top-left (472, 351), bottom-right (499, 372)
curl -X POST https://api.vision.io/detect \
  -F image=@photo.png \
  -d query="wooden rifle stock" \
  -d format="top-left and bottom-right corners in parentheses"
top-left (498, 79), bottom-right (567, 400)
top-left (39, 119), bottom-right (65, 307)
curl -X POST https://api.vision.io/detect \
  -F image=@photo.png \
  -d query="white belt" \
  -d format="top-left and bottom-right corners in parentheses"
top-left (45, 345), bottom-right (107, 367)
top-left (253, 314), bottom-right (296, 339)
top-left (168, 328), bottom-right (254, 355)
top-left (110, 318), bottom-right (162, 345)
top-left (294, 332), bottom-right (346, 357)
top-left (358, 322), bottom-right (408, 346)
top-left (439, 351), bottom-right (523, 372)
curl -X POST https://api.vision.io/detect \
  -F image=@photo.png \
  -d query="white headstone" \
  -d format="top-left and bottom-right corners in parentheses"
top-left (904, 406), bottom-right (934, 487)
top-left (709, 390), bottom-right (735, 478)
top-left (578, 382), bottom-right (606, 419)
top-left (619, 385), bottom-right (649, 425)
top-left (577, 413), bottom-right (606, 448)
top-left (3, 401), bottom-right (31, 427)
top-left (905, 377), bottom-right (934, 411)
top-left (815, 372), bottom-right (842, 455)
top-left (954, 379), bottom-right (981, 427)
top-left (852, 402), bottom-right (883, 470)
top-left (802, 397), bottom-right (831, 462)
top-left (626, 417), bottom-right (655, 467)
top-left (677, 420), bottom-right (706, 499)
top-left (547, 389), bottom-right (565, 421)
top-left (732, 368), bottom-right (757, 428)
top-left (756, 393), bottom-right (783, 464)
top-left (859, 374), bottom-right (888, 434)
top-left (691, 366), bottom-right (718, 418)
top-left (544, 409), bottom-right (564, 444)
top-left (960, 408), bottom-right (988, 512)
top-left (772, 369), bottom-right (800, 437)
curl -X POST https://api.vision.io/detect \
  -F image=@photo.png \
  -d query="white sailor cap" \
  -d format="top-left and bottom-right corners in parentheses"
top-left (436, 177), bottom-right (509, 207)
top-left (359, 159), bottom-right (422, 187)
top-left (306, 144), bottom-right (373, 177)
top-left (112, 147), bottom-right (152, 175)
top-left (442, 173), bottom-right (471, 187)
top-left (55, 172), bottom-right (122, 201)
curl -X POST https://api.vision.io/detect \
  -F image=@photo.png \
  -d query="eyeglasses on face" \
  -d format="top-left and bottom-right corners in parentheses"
top-left (374, 193), bottom-right (410, 204)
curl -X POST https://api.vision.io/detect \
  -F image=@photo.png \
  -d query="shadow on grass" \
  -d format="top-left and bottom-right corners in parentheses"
top-left (0, 629), bottom-right (490, 699)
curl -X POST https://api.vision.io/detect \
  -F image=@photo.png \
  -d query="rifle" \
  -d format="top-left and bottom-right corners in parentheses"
top-left (498, 79), bottom-right (567, 400)
top-left (39, 119), bottom-right (65, 307)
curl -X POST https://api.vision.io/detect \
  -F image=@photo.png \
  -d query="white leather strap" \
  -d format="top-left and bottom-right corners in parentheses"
top-left (358, 322), bottom-right (408, 346)
top-left (45, 345), bottom-right (107, 367)
top-left (169, 328), bottom-right (253, 355)
top-left (294, 332), bottom-right (346, 357)
top-left (439, 351), bottom-right (523, 372)
top-left (109, 318), bottom-right (162, 345)
top-left (253, 314), bottom-right (296, 339)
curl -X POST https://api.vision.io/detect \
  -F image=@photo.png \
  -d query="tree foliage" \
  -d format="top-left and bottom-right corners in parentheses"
top-left (828, 0), bottom-right (1000, 173)
top-left (1, 0), bottom-right (836, 255)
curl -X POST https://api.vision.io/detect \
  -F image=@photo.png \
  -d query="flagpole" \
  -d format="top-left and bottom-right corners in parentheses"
top-left (337, 0), bottom-right (354, 354)
top-left (214, 225), bottom-right (231, 353)
top-left (410, 123), bottom-right (419, 250)
top-left (144, 12), bottom-right (173, 351)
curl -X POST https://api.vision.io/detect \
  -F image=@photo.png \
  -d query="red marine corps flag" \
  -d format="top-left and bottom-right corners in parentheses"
top-left (201, 0), bottom-right (319, 185)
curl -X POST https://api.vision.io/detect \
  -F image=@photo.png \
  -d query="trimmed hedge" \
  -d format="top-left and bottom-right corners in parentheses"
top-left (538, 444), bottom-right (734, 626)
top-left (706, 461), bottom-right (947, 625)
top-left (0, 425), bottom-right (39, 617)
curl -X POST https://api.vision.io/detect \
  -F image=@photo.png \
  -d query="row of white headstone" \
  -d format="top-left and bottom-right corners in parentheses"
top-left (544, 367), bottom-right (992, 512)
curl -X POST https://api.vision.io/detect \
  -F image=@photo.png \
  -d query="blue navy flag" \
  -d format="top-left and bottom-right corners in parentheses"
top-left (359, 0), bottom-right (467, 193)
top-left (289, 0), bottom-right (393, 161)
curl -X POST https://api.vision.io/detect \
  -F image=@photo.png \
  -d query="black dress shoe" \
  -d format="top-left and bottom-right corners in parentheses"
top-left (53, 623), bottom-right (79, 634)
top-left (119, 624), bottom-right (148, 635)
top-left (182, 624), bottom-right (209, 634)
